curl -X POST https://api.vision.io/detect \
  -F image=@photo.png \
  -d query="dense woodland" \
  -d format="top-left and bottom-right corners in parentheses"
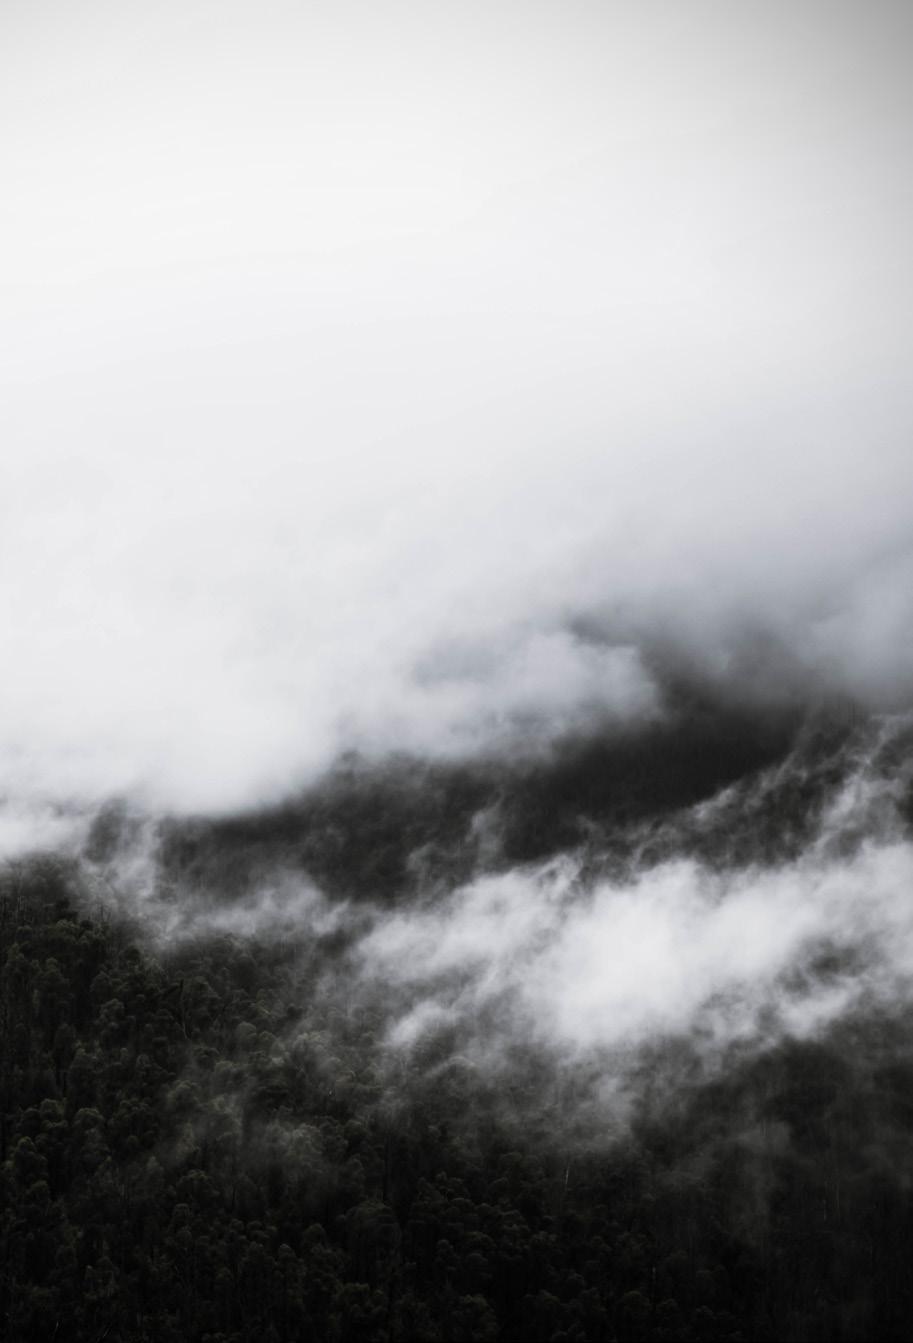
top-left (4, 835), bottom-right (913, 1342)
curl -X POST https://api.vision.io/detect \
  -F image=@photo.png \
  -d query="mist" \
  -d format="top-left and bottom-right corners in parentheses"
top-left (3, 0), bottom-right (913, 816)
top-left (62, 710), bottom-right (909, 1087)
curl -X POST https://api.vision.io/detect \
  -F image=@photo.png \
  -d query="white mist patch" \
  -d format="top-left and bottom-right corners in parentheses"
top-left (141, 875), bottom-right (345, 945)
top-left (86, 849), bottom-right (349, 948)
top-left (361, 841), bottom-right (913, 1059)
top-left (354, 723), bottom-right (913, 1059)
top-left (406, 634), bottom-right (658, 751)
top-left (0, 797), bottom-right (89, 861)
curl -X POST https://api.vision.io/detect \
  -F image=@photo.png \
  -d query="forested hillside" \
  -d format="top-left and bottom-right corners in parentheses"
top-left (5, 2), bottom-right (913, 1340)
top-left (4, 710), bottom-right (913, 1342)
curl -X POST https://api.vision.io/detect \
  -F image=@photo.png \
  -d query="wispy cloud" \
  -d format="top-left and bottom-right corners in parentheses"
top-left (72, 715), bottom-right (913, 1092)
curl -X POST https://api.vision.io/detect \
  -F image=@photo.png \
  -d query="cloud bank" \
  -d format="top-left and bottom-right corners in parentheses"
top-left (2, 1), bottom-right (913, 818)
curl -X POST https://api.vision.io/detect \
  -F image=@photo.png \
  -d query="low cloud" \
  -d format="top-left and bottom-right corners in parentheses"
top-left (365, 840), bottom-right (913, 1061)
top-left (2, 2), bottom-right (913, 816)
top-left (72, 713), bottom-right (913, 1094)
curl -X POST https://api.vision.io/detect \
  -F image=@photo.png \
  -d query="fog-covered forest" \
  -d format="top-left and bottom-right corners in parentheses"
top-left (4, 698), bottom-right (913, 1341)
top-left (5, 2), bottom-right (913, 1339)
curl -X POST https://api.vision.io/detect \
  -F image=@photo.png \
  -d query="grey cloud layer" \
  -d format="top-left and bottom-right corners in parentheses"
top-left (2, 1), bottom-right (913, 816)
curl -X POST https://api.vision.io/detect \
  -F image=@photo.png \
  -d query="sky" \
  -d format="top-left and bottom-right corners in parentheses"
top-left (3, 0), bottom-right (913, 815)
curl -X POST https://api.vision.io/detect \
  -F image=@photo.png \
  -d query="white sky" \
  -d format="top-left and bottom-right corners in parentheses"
top-left (3, 1), bottom-right (913, 812)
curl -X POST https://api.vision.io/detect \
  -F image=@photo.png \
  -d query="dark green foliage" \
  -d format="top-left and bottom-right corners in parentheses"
top-left (3, 858), bottom-right (912, 1342)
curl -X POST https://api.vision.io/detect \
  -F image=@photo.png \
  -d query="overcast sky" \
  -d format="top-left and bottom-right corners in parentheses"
top-left (3, 1), bottom-right (913, 814)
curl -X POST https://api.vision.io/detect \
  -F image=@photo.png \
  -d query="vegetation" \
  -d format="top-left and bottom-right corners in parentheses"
top-left (4, 851), bottom-right (913, 1342)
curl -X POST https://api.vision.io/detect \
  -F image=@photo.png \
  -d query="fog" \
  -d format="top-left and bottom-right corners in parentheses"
top-left (367, 831), bottom-right (913, 1063)
top-left (58, 711), bottom-right (909, 1089)
top-left (4, 0), bottom-right (913, 1088)
top-left (3, 1), bottom-right (913, 817)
